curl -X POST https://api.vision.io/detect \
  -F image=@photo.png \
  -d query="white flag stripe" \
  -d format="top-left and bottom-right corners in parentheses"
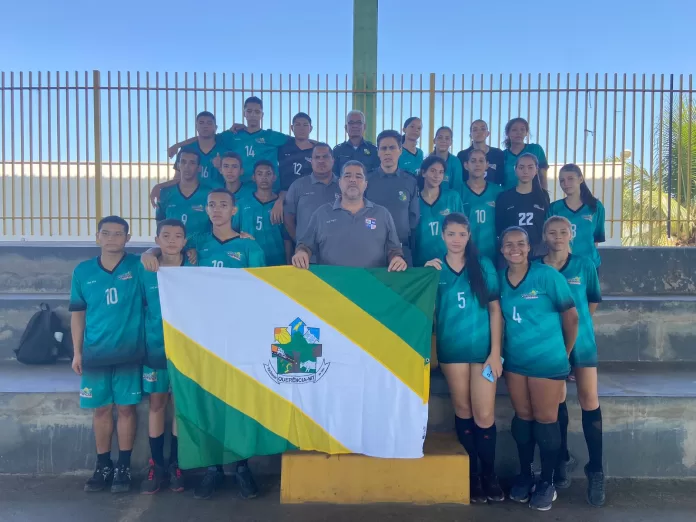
top-left (158, 267), bottom-right (428, 458)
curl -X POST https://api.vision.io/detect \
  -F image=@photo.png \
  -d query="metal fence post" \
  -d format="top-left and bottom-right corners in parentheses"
top-left (428, 73), bottom-right (436, 151)
top-left (92, 70), bottom-right (103, 227)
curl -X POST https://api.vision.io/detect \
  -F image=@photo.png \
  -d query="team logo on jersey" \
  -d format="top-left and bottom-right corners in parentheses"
top-left (522, 289), bottom-right (539, 300)
top-left (363, 148), bottom-right (371, 155)
top-left (534, 204), bottom-right (544, 211)
top-left (79, 387), bottom-right (93, 399)
top-left (227, 252), bottom-right (242, 261)
top-left (191, 205), bottom-right (205, 212)
top-left (490, 164), bottom-right (498, 170)
top-left (567, 276), bottom-right (582, 285)
top-left (256, 138), bottom-right (266, 144)
top-left (487, 201), bottom-right (496, 207)
top-left (440, 208), bottom-right (451, 216)
top-left (143, 371), bottom-right (158, 383)
top-left (264, 317), bottom-right (329, 384)
top-left (583, 214), bottom-right (594, 221)
top-left (118, 272), bottom-right (133, 281)
top-left (365, 218), bottom-right (377, 230)
top-left (305, 156), bottom-right (312, 163)
top-left (398, 191), bottom-right (408, 202)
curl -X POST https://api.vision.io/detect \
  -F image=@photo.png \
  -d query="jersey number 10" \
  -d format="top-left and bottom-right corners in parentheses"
top-left (105, 288), bottom-right (118, 305)
top-left (474, 209), bottom-right (486, 224)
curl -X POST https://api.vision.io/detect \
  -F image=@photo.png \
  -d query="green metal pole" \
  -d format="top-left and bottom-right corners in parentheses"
top-left (352, 0), bottom-right (378, 143)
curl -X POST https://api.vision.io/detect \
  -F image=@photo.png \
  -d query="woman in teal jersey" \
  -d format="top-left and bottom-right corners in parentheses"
top-left (413, 156), bottom-right (464, 266)
top-left (499, 227), bottom-right (579, 511)
top-left (431, 126), bottom-right (464, 193)
top-left (399, 117), bottom-right (424, 175)
top-left (540, 216), bottom-right (605, 506)
top-left (502, 118), bottom-right (549, 190)
top-left (547, 164), bottom-right (606, 268)
top-left (424, 213), bottom-right (504, 504)
top-left (461, 149), bottom-right (503, 260)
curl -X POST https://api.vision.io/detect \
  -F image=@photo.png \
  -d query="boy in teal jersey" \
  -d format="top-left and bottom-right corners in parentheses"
top-left (139, 219), bottom-right (193, 495)
top-left (414, 155), bottom-right (463, 266)
top-left (503, 118), bottom-right (549, 190)
top-left (547, 163), bottom-right (606, 268)
top-left (220, 151), bottom-right (255, 205)
top-left (460, 149), bottom-right (504, 260)
top-left (398, 117), bottom-right (424, 175)
top-left (69, 216), bottom-right (144, 495)
top-left (156, 149), bottom-right (211, 240)
top-left (233, 160), bottom-right (292, 266)
top-left (539, 216), bottom-right (605, 506)
top-left (424, 213), bottom-right (505, 503)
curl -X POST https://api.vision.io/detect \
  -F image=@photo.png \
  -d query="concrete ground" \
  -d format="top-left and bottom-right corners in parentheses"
top-left (0, 475), bottom-right (694, 522)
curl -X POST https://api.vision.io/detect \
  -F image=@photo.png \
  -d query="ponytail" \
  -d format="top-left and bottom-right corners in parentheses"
top-left (560, 163), bottom-right (598, 211)
top-left (402, 116), bottom-right (420, 146)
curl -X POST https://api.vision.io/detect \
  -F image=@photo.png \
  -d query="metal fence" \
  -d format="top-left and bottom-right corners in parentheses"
top-left (1, 71), bottom-right (694, 244)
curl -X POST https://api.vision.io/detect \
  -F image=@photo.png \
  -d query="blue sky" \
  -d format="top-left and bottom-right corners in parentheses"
top-left (2, 0), bottom-right (694, 74)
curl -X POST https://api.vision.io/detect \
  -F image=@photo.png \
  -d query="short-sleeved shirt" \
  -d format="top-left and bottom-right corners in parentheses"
top-left (365, 168), bottom-right (420, 247)
top-left (332, 139), bottom-right (380, 175)
top-left (219, 129), bottom-right (289, 187)
top-left (298, 198), bottom-right (403, 268)
top-left (140, 257), bottom-right (194, 370)
top-left (435, 256), bottom-right (500, 364)
top-left (502, 143), bottom-right (549, 190)
top-left (69, 254), bottom-right (145, 368)
top-left (535, 254), bottom-right (601, 367)
top-left (174, 140), bottom-right (228, 189)
top-left (189, 232), bottom-right (266, 268)
top-left (229, 181), bottom-right (256, 207)
top-left (233, 195), bottom-right (289, 266)
top-left (156, 184), bottom-right (211, 240)
top-left (413, 189), bottom-right (463, 267)
top-left (547, 199), bottom-right (606, 267)
top-left (278, 140), bottom-right (314, 192)
top-left (495, 188), bottom-right (550, 253)
top-left (438, 153), bottom-right (465, 194)
top-left (457, 146), bottom-right (506, 186)
top-left (284, 173), bottom-right (341, 240)
top-left (500, 262), bottom-right (575, 378)
top-left (460, 182), bottom-right (503, 260)
top-left (398, 147), bottom-right (424, 176)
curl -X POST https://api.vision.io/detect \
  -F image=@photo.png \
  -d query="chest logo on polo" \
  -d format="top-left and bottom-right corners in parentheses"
top-left (567, 276), bottom-right (582, 285)
top-left (118, 272), bottom-right (133, 281)
top-left (365, 218), bottom-right (377, 230)
top-left (364, 149), bottom-right (371, 155)
top-left (521, 289), bottom-right (539, 300)
top-left (398, 191), bottom-right (408, 202)
top-left (227, 252), bottom-right (243, 261)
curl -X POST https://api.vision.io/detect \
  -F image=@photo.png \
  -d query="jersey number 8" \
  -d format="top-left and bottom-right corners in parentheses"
top-left (571, 224), bottom-right (577, 238)
top-left (105, 288), bottom-right (118, 305)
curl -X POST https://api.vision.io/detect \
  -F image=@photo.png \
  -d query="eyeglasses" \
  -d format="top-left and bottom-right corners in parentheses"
top-left (347, 120), bottom-right (365, 126)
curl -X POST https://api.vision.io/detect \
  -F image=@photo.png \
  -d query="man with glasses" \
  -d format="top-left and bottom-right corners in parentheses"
top-left (332, 110), bottom-right (379, 176)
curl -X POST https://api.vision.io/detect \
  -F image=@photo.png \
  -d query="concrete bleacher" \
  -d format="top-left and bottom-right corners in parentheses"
top-left (0, 243), bottom-right (695, 482)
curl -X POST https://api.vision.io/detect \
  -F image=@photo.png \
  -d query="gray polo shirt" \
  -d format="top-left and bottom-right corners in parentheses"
top-left (284, 172), bottom-right (341, 240)
top-left (297, 197), bottom-right (404, 268)
top-left (365, 168), bottom-right (420, 245)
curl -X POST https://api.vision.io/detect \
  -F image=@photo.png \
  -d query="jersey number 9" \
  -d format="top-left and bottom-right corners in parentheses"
top-left (105, 288), bottom-right (118, 305)
top-left (181, 214), bottom-right (188, 224)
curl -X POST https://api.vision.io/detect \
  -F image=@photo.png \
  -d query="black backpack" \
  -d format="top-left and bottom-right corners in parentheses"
top-left (14, 303), bottom-right (64, 365)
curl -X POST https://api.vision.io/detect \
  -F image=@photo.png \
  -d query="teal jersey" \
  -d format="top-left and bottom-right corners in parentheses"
top-left (414, 189), bottom-right (464, 267)
top-left (398, 147), bottom-right (424, 176)
top-left (442, 153), bottom-right (464, 193)
top-left (499, 262), bottom-right (575, 378)
top-left (435, 256), bottom-right (500, 364)
top-left (460, 182), bottom-right (503, 260)
top-left (229, 181), bottom-right (256, 206)
top-left (189, 232), bottom-right (266, 268)
top-left (69, 254), bottom-right (144, 368)
top-left (536, 255), bottom-right (601, 367)
top-left (140, 257), bottom-right (194, 370)
top-left (156, 184), bottom-right (211, 240)
top-left (502, 143), bottom-right (548, 190)
top-left (175, 140), bottom-right (227, 189)
top-left (547, 199), bottom-right (606, 267)
top-left (234, 195), bottom-right (289, 266)
top-left (219, 129), bottom-right (289, 187)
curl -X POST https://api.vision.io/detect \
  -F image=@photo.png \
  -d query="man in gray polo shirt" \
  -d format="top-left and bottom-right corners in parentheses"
top-left (292, 161), bottom-right (407, 271)
top-left (365, 129), bottom-right (420, 265)
top-left (284, 143), bottom-right (340, 241)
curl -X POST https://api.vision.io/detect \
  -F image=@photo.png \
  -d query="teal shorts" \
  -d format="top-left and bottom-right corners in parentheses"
top-left (80, 365), bottom-right (142, 409)
top-left (143, 366), bottom-right (171, 395)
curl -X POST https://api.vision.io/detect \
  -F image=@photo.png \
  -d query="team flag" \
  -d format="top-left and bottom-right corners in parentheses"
top-left (158, 265), bottom-right (439, 468)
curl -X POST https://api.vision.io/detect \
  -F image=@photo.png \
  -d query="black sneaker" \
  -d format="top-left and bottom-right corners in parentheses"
top-left (529, 480), bottom-right (557, 511)
top-left (585, 464), bottom-right (606, 507)
top-left (555, 453), bottom-right (577, 489)
top-left (469, 474), bottom-right (487, 504)
top-left (168, 462), bottom-right (185, 493)
top-left (236, 463), bottom-right (258, 499)
top-left (194, 468), bottom-right (224, 500)
top-left (111, 464), bottom-right (132, 494)
top-left (509, 473), bottom-right (535, 503)
top-left (140, 459), bottom-right (166, 495)
top-left (84, 462), bottom-right (114, 492)
top-left (482, 474), bottom-right (505, 502)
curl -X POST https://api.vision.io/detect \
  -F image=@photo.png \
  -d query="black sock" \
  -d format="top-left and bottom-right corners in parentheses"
top-left (511, 416), bottom-right (535, 477)
top-left (149, 434), bottom-right (165, 467)
top-left (215, 464), bottom-right (224, 473)
top-left (117, 449), bottom-right (132, 469)
top-left (582, 407), bottom-right (603, 472)
top-left (454, 416), bottom-right (478, 476)
top-left (475, 423), bottom-right (497, 477)
top-left (169, 436), bottom-right (178, 465)
top-left (236, 459), bottom-right (249, 471)
top-left (534, 421), bottom-right (561, 484)
top-left (97, 452), bottom-right (112, 468)
top-left (558, 401), bottom-right (570, 462)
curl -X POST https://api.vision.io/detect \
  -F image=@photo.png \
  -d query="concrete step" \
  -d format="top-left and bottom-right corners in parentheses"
top-left (1, 361), bottom-right (695, 478)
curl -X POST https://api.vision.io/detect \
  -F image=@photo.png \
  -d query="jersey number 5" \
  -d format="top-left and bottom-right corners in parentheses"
top-left (105, 288), bottom-right (118, 305)
top-left (256, 216), bottom-right (263, 231)
top-left (512, 305), bottom-right (522, 323)
top-left (518, 213), bottom-right (533, 226)
top-left (457, 292), bottom-right (466, 309)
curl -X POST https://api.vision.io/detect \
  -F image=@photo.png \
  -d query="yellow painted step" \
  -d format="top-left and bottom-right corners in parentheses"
top-left (280, 431), bottom-right (469, 505)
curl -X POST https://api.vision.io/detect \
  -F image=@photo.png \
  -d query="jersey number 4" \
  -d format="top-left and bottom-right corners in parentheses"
top-left (518, 212), bottom-right (533, 226)
top-left (105, 288), bottom-right (118, 305)
top-left (512, 305), bottom-right (522, 323)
